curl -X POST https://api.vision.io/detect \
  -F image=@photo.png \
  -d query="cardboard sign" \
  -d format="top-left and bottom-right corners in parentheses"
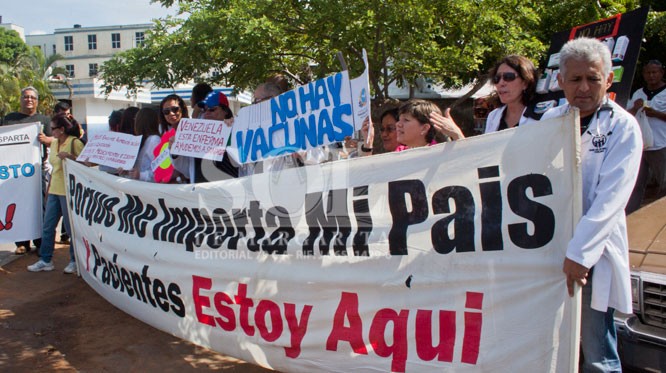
top-left (77, 131), bottom-right (142, 170)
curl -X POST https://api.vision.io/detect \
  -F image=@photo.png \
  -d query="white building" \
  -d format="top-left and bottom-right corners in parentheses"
top-left (24, 23), bottom-right (248, 138)
top-left (0, 15), bottom-right (25, 40)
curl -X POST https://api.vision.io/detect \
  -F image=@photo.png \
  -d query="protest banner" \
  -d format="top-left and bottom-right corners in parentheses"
top-left (65, 111), bottom-right (581, 372)
top-left (170, 118), bottom-right (233, 161)
top-left (534, 7), bottom-right (649, 112)
top-left (77, 131), bottom-right (142, 170)
top-left (0, 122), bottom-right (42, 243)
top-left (228, 55), bottom-right (370, 165)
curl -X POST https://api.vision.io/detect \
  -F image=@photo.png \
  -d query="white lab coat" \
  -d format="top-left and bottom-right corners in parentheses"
top-left (484, 106), bottom-right (530, 133)
top-left (539, 100), bottom-right (642, 313)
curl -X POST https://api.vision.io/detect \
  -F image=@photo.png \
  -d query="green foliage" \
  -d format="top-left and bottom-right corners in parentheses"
top-left (0, 32), bottom-right (61, 118)
top-left (0, 28), bottom-right (30, 64)
top-left (105, 0), bottom-right (660, 103)
top-left (103, 0), bottom-right (551, 101)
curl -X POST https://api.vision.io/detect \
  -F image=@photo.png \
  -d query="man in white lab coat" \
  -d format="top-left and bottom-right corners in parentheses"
top-left (540, 38), bottom-right (642, 372)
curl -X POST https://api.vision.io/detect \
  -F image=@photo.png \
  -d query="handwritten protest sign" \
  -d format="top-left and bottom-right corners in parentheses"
top-left (169, 118), bottom-right (232, 161)
top-left (77, 131), bottom-right (141, 170)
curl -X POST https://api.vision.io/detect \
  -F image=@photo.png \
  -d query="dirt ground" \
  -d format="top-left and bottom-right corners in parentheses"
top-left (0, 244), bottom-right (274, 372)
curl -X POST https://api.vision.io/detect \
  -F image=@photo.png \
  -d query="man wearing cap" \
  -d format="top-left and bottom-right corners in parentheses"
top-left (196, 91), bottom-right (239, 181)
top-left (628, 60), bottom-right (666, 208)
top-left (2, 86), bottom-right (53, 255)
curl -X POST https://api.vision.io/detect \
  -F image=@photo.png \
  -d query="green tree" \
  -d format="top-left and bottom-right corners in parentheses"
top-left (102, 0), bottom-right (659, 105)
top-left (0, 28), bottom-right (31, 64)
top-left (102, 0), bottom-right (549, 103)
top-left (0, 29), bottom-right (62, 117)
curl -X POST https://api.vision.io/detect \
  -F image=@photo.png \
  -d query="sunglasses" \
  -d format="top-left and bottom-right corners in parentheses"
top-left (492, 72), bottom-right (518, 84)
top-left (162, 106), bottom-right (181, 115)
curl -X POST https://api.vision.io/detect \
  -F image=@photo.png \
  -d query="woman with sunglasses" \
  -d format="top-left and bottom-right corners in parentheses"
top-left (159, 94), bottom-right (192, 182)
top-left (159, 94), bottom-right (189, 134)
top-left (27, 112), bottom-right (85, 274)
top-left (484, 55), bottom-right (538, 133)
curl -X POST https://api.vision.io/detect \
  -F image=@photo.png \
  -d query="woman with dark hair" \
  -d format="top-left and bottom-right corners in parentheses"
top-left (358, 108), bottom-right (401, 155)
top-left (159, 94), bottom-right (190, 134)
top-left (108, 109), bottom-right (124, 132)
top-left (483, 55), bottom-right (538, 133)
top-left (395, 99), bottom-right (446, 151)
top-left (28, 112), bottom-right (85, 274)
top-left (158, 94), bottom-right (191, 181)
top-left (129, 108), bottom-right (161, 182)
top-left (360, 100), bottom-right (460, 154)
top-left (118, 106), bottom-right (139, 135)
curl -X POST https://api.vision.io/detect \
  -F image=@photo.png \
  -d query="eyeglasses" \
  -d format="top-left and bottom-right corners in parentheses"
top-left (492, 72), bottom-right (518, 84)
top-left (22, 95), bottom-right (37, 100)
top-left (162, 106), bottom-right (181, 115)
top-left (380, 126), bottom-right (395, 133)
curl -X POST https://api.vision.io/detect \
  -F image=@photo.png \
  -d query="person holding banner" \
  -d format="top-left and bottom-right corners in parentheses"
top-left (196, 91), bottom-right (239, 180)
top-left (358, 108), bottom-right (400, 155)
top-left (2, 86), bottom-right (53, 255)
top-left (27, 112), bottom-right (85, 274)
top-left (159, 94), bottom-right (192, 182)
top-left (128, 108), bottom-right (161, 182)
top-left (539, 37), bottom-right (642, 372)
top-left (377, 108), bottom-right (400, 152)
top-left (483, 55), bottom-right (538, 133)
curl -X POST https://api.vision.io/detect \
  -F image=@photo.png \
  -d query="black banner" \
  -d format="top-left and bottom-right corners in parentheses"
top-left (534, 7), bottom-right (650, 111)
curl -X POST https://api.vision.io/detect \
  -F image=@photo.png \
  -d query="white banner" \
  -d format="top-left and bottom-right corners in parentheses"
top-left (229, 66), bottom-right (369, 165)
top-left (77, 131), bottom-right (142, 170)
top-left (170, 118), bottom-right (233, 161)
top-left (0, 122), bottom-right (43, 243)
top-left (66, 111), bottom-right (581, 372)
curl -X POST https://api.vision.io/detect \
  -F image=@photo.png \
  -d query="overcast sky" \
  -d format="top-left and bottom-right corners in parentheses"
top-left (1, 0), bottom-right (177, 35)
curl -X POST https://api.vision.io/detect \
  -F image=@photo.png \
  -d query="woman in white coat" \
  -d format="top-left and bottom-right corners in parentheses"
top-left (484, 55), bottom-right (538, 133)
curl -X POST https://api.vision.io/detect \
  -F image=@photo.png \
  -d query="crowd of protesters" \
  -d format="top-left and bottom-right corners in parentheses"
top-left (2, 36), bottom-right (664, 372)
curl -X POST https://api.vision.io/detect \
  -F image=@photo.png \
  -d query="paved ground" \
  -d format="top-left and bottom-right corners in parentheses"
top-left (0, 240), bottom-right (274, 372)
top-left (0, 242), bottom-right (22, 268)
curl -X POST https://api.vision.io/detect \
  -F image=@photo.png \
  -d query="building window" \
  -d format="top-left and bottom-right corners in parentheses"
top-left (52, 44), bottom-right (56, 55)
top-left (89, 63), bottom-right (99, 77)
top-left (65, 65), bottom-right (75, 78)
top-left (88, 34), bottom-right (97, 50)
top-left (135, 32), bottom-right (145, 47)
top-left (111, 33), bottom-right (121, 49)
top-left (64, 36), bottom-right (73, 51)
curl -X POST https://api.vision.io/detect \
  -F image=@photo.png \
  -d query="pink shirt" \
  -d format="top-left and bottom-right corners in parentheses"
top-left (394, 140), bottom-right (437, 152)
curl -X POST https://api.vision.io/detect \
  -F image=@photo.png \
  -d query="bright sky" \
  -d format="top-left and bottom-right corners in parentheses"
top-left (1, 0), bottom-right (177, 35)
